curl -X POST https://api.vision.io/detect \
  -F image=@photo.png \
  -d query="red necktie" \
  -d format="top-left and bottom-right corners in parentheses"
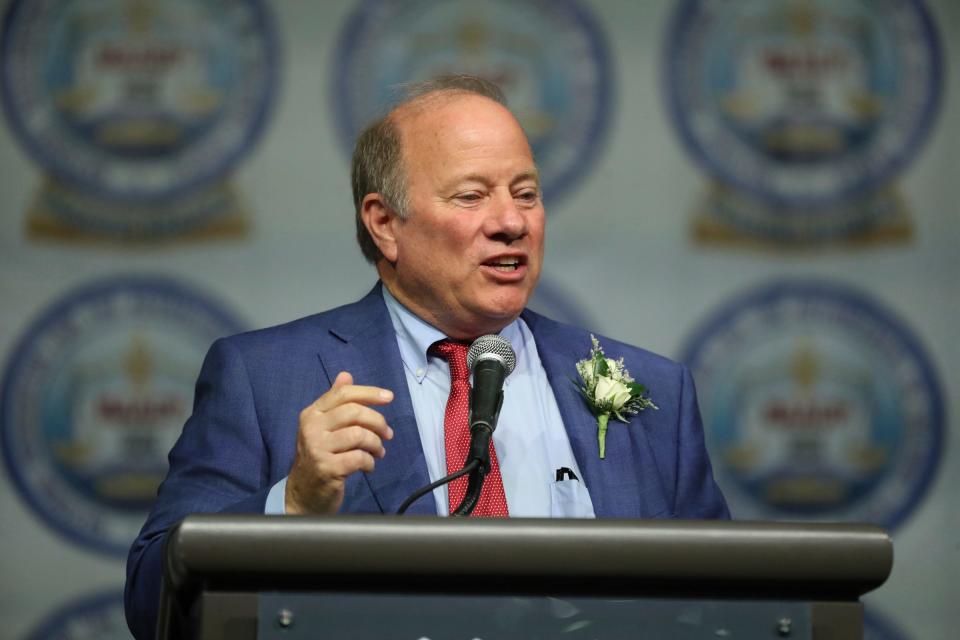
top-left (430, 340), bottom-right (509, 517)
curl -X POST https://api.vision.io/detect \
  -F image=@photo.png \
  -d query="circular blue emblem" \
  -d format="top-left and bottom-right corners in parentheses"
top-left (331, 0), bottom-right (613, 206)
top-left (25, 591), bottom-right (127, 640)
top-left (0, 0), bottom-right (279, 204)
top-left (681, 281), bottom-right (943, 530)
top-left (1, 276), bottom-right (245, 556)
top-left (664, 0), bottom-right (942, 208)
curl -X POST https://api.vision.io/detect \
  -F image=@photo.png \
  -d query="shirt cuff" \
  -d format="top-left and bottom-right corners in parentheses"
top-left (264, 476), bottom-right (288, 514)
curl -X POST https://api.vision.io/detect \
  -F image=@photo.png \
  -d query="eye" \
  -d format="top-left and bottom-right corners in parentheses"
top-left (515, 189), bottom-right (540, 204)
top-left (452, 191), bottom-right (484, 205)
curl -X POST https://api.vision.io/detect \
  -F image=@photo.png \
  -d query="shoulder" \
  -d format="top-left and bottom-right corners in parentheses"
top-left (521, 308), bottom-right (686, 377)
top-left (211, 284), bottom-right (388, 361)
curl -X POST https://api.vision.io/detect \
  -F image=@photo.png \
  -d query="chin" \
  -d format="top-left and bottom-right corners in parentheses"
top-left (460, 285), bottom-right (534, 328)
top-left (479, 296), bottom-right (529, 324)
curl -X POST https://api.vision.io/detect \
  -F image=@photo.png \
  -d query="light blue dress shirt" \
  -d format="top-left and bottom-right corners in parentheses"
top-left (265, 286), bottom-right (594, 517)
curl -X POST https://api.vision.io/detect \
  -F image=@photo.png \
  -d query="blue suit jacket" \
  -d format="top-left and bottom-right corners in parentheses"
top-left (125, 284), bottom-right (728, 639)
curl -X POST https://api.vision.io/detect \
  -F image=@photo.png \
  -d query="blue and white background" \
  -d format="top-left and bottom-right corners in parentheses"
top-left (0, 1), bottom-right (956, 638)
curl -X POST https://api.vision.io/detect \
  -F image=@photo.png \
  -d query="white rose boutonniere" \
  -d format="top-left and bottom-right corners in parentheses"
top-left (575, 335), bottom-right (657, 459)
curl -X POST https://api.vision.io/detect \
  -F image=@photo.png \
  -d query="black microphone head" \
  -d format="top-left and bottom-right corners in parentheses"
top-left (467, 334), bottom-right (517, 375)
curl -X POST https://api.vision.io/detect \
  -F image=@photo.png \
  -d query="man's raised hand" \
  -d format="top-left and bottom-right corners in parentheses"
top-left (285, 371), bottom-right (394, 514)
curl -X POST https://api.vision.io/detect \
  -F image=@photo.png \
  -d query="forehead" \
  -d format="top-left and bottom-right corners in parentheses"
top-left (394, 90), bottom-right (508, 127)
top-left (393, 93), bottom-right (534, 169)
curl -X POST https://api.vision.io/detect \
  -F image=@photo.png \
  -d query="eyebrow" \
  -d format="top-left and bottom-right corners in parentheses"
top-left (445, 171), bottom-right (541, 190)
top-left (511, 171), bottom-right (541, 187)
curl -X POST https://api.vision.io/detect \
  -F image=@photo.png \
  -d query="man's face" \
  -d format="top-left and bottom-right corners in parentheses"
top-left (381, 94), bottom-right (545, 339)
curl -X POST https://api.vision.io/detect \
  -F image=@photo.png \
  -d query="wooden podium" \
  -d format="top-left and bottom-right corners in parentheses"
top-left (158, 515), bottom-right (892, 639)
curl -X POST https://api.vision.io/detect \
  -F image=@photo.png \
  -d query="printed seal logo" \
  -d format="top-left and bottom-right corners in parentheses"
top-left (681, 281), bottom-right (943, 530)
top-left (332, 0), bottom-right (612, 207)
top-left (1, 277), bottom-right (245, 555)
top-left (0, 0), bottom-right (278, 238)
top-left (664, 0), bottom-right (942, 242)
top-left (26, 591), bottom-right (127, 640)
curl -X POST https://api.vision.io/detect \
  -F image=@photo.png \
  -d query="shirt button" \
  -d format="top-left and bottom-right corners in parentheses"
top-left (416, 367), bottom-right (425, 377)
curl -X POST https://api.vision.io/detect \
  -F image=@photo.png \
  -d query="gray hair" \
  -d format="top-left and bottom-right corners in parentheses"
top-left (351, 75), bottom-right (508, 263)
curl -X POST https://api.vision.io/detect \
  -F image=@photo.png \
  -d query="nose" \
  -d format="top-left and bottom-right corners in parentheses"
top-left (484, 190), bottom-right (529, 243)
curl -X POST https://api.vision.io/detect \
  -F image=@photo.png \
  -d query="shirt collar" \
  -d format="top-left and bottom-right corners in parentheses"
top-left (381, 284), bottom-right (525, 385)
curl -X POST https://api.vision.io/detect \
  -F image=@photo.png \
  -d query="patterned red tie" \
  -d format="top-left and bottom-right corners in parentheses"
top-left (430, 340), bottom-right (509, 517)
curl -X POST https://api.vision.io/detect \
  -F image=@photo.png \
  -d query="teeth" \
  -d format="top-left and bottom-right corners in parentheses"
top-left (489, 259), bottom-right (520, 272)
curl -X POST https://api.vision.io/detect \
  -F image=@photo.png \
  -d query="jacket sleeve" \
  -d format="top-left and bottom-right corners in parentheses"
top-left (124, 337), bottom-right (272, 640)
top-left (673, 365), bottom-right (731, 520)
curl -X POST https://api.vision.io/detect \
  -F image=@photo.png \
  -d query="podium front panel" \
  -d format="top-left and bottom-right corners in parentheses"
top-left (254, 593), bottom-right (815, 639)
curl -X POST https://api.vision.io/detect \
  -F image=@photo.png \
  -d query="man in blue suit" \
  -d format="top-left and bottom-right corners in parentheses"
top-left (125, 75), bottom-right (728, 639)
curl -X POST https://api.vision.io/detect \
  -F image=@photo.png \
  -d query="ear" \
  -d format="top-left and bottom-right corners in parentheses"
top-left (360, 193), bottom-right (400, 262)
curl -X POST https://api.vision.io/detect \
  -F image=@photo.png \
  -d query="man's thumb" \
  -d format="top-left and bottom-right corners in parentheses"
top-left (333, 371), bottom-right (353, 388)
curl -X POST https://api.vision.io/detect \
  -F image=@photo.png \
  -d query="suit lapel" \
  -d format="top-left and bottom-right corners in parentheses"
top-left (523, 311), bottom-right (671, 519)
top-left (319, 286), bottom-right (436, 515)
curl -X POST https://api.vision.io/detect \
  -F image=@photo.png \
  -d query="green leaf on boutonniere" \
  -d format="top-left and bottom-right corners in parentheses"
top-left (627, 382), bottom-right (646, 396)
top-left (595, 354), bottom-right (609, 377)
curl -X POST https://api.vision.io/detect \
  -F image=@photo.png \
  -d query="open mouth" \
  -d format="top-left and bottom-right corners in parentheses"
top-left (483, 257), bottom-right (524, 272)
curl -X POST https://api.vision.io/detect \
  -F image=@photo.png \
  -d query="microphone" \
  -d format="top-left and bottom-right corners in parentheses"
top-left (464, 335), bottom-right (517, 473)
top-left (443, 335), bottom-right (517, 517)
top-left (395, 334), bottom-right (516, 516)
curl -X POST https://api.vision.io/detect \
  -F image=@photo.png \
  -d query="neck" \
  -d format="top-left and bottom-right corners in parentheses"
top-left (377, 270), bottom-right (512, 340)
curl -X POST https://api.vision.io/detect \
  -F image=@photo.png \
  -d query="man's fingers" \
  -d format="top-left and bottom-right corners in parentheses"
top-left (326, 403), bottom-right (393, 439)
top-left (336, 450), bottom-right (376, 475)
top-left (309, 379), bottom-right (394, 415)
top-left (326, 426), bottom-right (387, 458)
top-left (304, 402), bottom-right (393, 441)
top-left (332, 371), bottom-right (353, 388)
